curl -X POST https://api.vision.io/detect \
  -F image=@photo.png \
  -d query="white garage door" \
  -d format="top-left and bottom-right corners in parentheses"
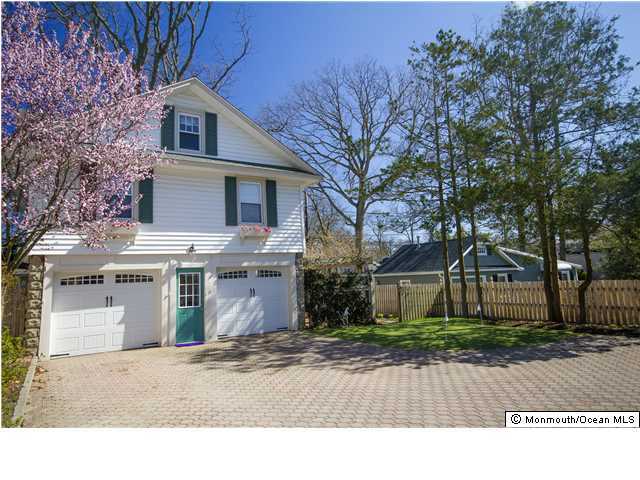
top-left (216, 268), bottom-right (289, 337)
top-left (51, 271), bottom-right (158, 357)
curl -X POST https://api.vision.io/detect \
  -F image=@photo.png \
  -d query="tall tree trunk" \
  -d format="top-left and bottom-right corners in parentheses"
top-left (559, 227), bottom-right (567, 260)
top-left (444, 90), bottom-right (468, 317)
top-left (433, 94), bottom-right (454, 315)
top-left (469, 206), bottom-right (485, 322)
top-left (516, 209), bottom-right (527, 251)
top-left (535, 197), bottom-right (558, 322)
top-left (461, 119), bottom-right (484, 321)
top-left (546, 196), bottom-right (564, 324)
top-left (553, 112), bottom-right (567, 263)
top-left (304, 190), bottom-right (309, 244)
top-left (354, 201), bottom-right (365, 273)
top-left (512, 145), bottom-right (527, 251)
top-left (577, 223), bottom-right (593, 324)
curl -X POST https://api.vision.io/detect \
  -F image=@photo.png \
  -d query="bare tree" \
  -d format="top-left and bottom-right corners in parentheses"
top-left (261, 60), bottom-right (414, 270)
top-left (306, 188), bottom-right (346, 244)
top-left (50, 2), bottom-right (250, 91)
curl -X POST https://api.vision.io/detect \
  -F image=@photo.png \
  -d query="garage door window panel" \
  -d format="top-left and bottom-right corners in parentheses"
top-left (115, 273), bottom-right (153, 284)
top-left (218, 270), bottom-right (248, 280)
top-left (60, 275), bottom-right (104, 286)
top-left (257, 269), bottom-right (282, 278)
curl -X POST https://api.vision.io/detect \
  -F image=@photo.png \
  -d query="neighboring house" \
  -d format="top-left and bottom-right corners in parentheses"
top-left (30, 77), bottom-right (321, 358)
top-left (374, 239), bottom-right (582, 285)
top-left (566, 251), bottom-right (606, 280)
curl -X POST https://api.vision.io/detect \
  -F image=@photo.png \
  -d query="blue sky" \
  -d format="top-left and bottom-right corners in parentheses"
top-left (206, 2), bottom-right (640, 118)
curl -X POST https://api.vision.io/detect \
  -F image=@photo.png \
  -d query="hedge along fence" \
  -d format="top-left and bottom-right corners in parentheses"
top-left (304, 269), bottom-right (374, 328)
top-left (376, 280), bottom-right (640, 326)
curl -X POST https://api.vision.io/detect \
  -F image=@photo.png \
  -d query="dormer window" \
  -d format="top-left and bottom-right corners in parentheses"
top-left (178, 113), bottom-right (200, 151)
top-left (477, 244), bottom-right (488, 256)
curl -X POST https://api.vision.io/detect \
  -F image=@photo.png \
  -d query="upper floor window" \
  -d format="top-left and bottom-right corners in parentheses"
top-left (116, 185), bottom-right (133, 219)
top-left (179, 113), bottom-right (200, 151)
top-left (239, 181), bottom-right (262, 224)
top-left (476, 244), bottom-right (488, 256)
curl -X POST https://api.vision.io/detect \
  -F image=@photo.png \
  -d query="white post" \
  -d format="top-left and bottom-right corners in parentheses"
top-left (440, 272), bottom-right (448, 339)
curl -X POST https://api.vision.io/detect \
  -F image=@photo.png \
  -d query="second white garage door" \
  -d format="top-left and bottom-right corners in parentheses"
top-left (216, 268), bottom-right (289, 337)
top-left (51, 271), bottom-right (158, 357)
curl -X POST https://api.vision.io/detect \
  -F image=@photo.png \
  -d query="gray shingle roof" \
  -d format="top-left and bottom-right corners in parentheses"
top-left (375, 238), bottom-right (473, 275)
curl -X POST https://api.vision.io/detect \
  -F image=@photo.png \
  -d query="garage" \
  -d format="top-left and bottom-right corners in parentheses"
top-left (216, 267), bottom-right (289, 337)
top-left (51, 271), bottom-right (158, 357)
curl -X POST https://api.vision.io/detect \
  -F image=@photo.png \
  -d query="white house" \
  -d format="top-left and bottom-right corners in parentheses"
top-left (30, 78), bottom-right (321, 358)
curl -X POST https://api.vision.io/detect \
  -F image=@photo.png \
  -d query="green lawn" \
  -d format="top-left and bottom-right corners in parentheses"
top-left (310, 317), bottom-right (575, 352)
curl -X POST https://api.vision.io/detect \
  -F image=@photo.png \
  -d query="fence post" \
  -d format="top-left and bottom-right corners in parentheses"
top-left (397, 285), bottom-right (404, 322)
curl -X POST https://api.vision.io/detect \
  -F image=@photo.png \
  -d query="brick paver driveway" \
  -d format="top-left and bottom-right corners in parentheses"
top-left (25, 332), bottom-right (640, 427)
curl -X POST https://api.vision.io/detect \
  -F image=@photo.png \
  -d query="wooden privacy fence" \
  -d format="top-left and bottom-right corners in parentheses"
top-left (1, 277), bottom-right (28, 336)
top-left (375, 280), bottom-right (640, 326)
top-left (375, 284), bottom-right (399, 316)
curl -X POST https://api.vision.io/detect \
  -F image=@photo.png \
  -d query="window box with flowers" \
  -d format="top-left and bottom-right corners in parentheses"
top-left (240, 224), bottom-right (272, 239)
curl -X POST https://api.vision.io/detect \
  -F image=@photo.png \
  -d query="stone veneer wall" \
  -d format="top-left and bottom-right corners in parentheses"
top-left (295, 253), bottom-right (305, 330)
top-left (24, 256), bottom-right (44, 353)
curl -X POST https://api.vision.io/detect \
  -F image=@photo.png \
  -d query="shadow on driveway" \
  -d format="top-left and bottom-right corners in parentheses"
top-left (188, 331), bottom-right (640, 374)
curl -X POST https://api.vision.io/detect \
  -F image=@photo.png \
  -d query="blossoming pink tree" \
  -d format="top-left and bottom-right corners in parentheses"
top-left (1, 4), bottom-right (168, 273)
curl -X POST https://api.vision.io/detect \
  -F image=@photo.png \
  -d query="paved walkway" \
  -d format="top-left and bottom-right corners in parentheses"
top-left (25, 332), bottom-right (640, 427)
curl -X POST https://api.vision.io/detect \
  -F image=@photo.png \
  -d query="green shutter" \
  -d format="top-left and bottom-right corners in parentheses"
top-left (266, 180), bottom-right (278, 227)
top-left (225, 176), bottom-right (238, 226)
top-left (161, 105), bottom-right (175, 150)
top-left (205, 112), bottom-right (218, 156)
top-left (138, 175), bottom-right (153, 223)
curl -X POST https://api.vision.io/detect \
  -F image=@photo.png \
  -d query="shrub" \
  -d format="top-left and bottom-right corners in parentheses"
top-left (1, 327), bottom-right (28, 427)
top-left (304, 269), bottom-right (373, 328)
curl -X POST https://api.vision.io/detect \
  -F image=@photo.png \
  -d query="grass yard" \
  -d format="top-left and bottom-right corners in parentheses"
top-left (311, 317), bottom-right (575, 352)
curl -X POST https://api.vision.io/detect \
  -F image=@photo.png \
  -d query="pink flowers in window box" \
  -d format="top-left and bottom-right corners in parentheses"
top-left (239, 224), bottom-right (272, 238)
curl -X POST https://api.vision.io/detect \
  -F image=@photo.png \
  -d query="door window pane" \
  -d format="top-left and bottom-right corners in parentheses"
top-left (178, 272), bottom-right (201, 308)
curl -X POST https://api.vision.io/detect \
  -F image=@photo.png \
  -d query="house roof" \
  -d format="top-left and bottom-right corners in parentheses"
top-left (375, 240), bottom-right (583, 277)
top-left (499, 247), bottom-right (583, 269)
top-left (160, 77), bottom-right (323, 179)
top-left (375, 238), bottom-right (473, 275)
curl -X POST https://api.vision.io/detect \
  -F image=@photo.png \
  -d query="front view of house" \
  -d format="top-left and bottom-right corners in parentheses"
top-left (30, 78), bottom-right (321, 358)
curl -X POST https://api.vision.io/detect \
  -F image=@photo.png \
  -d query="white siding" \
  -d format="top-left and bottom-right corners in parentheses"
top-left (158, 90), bottom-right (298, 169)
top-left (32, 167), bottom-right (305, 256)
top-left (216, 114), bottom-right (288, 167)
top-left (31, 82), bottom-right (316, 258)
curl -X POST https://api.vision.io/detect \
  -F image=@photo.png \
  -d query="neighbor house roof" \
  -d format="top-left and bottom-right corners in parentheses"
top-left (374, 238), bottom-right (473, 275)
top-left (375, 240), bottom-right (584, 277)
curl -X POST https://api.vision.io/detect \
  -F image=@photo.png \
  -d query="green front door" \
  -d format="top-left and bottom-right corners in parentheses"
top-left (176, 268), bottom-right (204, 344)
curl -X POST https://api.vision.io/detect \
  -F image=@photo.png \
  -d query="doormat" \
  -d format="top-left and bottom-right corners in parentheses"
top-left (175, 341), bottom-right (204, 347)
